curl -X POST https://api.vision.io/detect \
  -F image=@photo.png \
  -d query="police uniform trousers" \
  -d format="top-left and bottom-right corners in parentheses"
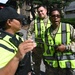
top-left (32, 46), bottom-right (44, 75)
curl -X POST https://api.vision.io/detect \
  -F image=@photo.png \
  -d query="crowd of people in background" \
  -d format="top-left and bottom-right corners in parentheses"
top-left (0, 1), bottom-right (75, 75)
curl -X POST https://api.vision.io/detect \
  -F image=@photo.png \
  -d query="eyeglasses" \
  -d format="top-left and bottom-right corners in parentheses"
top-left (51, 15), bottom-right (60, 18)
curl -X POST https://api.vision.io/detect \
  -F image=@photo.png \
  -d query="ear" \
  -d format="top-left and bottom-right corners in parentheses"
top-left (7, 19), bottom-right (12, 26)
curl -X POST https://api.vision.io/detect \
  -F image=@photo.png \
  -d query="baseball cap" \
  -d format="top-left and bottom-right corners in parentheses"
top-left (0, 6), bottom-right (24, 22)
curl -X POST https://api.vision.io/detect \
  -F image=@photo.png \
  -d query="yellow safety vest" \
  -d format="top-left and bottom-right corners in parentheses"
top-left (34, 18), bottom-right (51, 46)
top-left (43, 23), bottom-right (75, 68)
top-left (0, 31), bottom-right (23, 68)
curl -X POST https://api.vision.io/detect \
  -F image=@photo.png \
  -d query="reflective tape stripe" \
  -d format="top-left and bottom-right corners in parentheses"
top-left (58, 54), bottom-right (75, 60)
top-left (61, 23), bottom-right (67, 44)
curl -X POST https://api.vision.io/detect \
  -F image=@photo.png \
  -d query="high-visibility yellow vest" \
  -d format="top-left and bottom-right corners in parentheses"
top-left (43, 23), bottom-right (75, 68)
top-left (0, 31), bottom-right (23, 68)
top-left (34, 18), bottom-right (51, 45)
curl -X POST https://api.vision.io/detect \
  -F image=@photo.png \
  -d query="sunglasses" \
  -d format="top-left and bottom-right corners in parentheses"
top-left (51, 15), bottom-right (60, 18)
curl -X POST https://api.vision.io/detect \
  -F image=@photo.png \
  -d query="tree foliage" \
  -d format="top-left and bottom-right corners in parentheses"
top-left (7, 0), bottom-right (75, 9)
top-left (7, 0), bottom-right (75, 19)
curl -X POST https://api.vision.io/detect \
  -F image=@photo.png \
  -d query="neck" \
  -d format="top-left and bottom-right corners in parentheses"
top-left (5, 29), bottom-right (15, 35)
top-left (52, 24), bottom-right (59, 30)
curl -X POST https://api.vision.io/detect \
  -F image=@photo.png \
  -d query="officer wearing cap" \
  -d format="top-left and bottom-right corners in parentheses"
top-left (0, 6), bottom-right (36, 75)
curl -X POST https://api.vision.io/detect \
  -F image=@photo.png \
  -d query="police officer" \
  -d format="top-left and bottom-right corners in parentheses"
top-left (0, 7), bottom-right (36, 75)
top-left (43, 7), bottom-right (75, 75)
top-left (27, 5), bottom-right (51, 75)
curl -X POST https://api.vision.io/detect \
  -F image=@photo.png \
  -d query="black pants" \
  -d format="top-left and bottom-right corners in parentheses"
top-left (45, 66), bottom-right (75, 75)
top-left (32, 47), bottom-right (44, 75)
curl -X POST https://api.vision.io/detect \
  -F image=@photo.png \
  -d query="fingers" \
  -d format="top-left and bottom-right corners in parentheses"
top-left (22, 39), bottom-right (36, 52)
top-left (17, 39), bottom-right (36, 60)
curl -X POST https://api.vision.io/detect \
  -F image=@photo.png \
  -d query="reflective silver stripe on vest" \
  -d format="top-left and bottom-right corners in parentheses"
top-left (58, 54), bottom-right (75, 60)
top-left (61, 23), bottom-right (67, 44)
top-left (37, 18), bottom-right (41, 35)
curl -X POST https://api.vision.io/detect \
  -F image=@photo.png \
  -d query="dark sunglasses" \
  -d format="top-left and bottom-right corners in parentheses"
top-left (51, 15), bottom-right (60, 18)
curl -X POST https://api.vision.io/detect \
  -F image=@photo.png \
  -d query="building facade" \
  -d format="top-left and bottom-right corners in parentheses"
top-left (64, 1), bottom-right (75, 18)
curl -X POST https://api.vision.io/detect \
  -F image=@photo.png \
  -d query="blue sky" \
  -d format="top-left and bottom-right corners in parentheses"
top-left (0, 0), bottom-right (8, 4)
